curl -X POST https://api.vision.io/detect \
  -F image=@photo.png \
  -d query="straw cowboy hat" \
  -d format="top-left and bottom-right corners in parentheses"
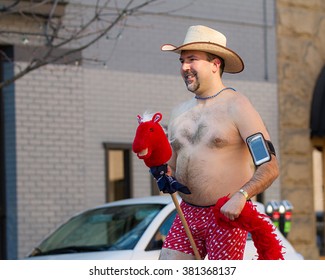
top-left (161, 25), bottom-right (244, 74)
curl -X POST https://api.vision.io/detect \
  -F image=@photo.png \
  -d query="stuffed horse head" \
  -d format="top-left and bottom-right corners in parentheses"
top-left (132, 112), bottom-right (172, 168)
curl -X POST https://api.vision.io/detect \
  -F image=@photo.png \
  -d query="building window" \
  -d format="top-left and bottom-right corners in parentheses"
top-left (313, 147), bottom-right (324, 256)
top-left (104, 143), bottom-right (132, 202)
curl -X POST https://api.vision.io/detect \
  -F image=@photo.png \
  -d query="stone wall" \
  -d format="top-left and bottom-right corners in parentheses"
top-left (276, 0), bottom-right (325, 259)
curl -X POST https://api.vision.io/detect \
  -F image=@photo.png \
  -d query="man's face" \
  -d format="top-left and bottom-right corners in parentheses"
top-left (179, 50), bottom-right (215, 94)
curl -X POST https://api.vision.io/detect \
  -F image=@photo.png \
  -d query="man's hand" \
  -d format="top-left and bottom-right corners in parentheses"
top-left (219, 192), bottom-right (246, 220)
top-left (149, 164), bottom-right (191, 194)
top-left (150, 164), bottom-right (168, 180)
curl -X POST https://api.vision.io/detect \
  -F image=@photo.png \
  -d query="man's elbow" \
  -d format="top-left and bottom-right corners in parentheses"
top-left (270, 157), bottom-right (280, 180)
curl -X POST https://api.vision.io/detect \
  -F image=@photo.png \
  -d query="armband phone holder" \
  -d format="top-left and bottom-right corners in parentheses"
top-left (246, 133), bottom-right (272, 166)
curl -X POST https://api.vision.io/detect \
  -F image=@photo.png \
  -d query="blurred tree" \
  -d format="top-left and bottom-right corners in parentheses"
top-left (0, 0), bottom-right (189, 89)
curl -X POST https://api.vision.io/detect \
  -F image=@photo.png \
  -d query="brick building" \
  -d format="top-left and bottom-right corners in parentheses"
top-left (0, 0), bottom-right (323, 259)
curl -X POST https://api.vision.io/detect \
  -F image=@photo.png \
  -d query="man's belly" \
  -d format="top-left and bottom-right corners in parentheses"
top-left (175, 151), bottom-right (254, 206)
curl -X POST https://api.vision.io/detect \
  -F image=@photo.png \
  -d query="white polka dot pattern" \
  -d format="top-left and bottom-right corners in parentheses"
top-left (163, 201), bottom-right (247, 260)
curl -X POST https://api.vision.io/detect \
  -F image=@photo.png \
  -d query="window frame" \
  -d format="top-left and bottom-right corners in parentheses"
top-left (103, 143), bottom-right (133, 202)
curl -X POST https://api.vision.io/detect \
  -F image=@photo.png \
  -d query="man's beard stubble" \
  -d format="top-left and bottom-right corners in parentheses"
top-left (184, 71), bottom-right (200, 93)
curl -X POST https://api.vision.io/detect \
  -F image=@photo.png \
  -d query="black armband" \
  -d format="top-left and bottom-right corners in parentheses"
top-left (266, 140), bottom-right (276, 156)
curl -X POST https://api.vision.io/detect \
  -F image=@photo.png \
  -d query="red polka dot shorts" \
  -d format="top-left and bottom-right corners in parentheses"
top-left (163, 200), bottom-right (248, 260)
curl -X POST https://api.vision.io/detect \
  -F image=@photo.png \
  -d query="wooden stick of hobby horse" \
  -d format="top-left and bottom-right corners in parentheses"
top-left (171, 193), bottom-right (201, 260)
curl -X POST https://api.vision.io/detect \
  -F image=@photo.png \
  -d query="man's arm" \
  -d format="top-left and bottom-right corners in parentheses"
top-left (220, 93), bottom-right (279, 220)
top-left (220, 155), bottom-right (279, 220)
top-left (239, 154), bottom-right (279, 199)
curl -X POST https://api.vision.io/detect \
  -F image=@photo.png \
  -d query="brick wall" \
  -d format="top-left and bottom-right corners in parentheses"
top-left (15, 64), bottom-right (86, 256)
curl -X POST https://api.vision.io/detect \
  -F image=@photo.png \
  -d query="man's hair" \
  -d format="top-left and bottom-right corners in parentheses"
top-left (206, 53), bottom-right (225, 76)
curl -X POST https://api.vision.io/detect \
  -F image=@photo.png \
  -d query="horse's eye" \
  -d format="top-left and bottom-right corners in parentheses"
top-left (149, 128), bottom-right (154, 132)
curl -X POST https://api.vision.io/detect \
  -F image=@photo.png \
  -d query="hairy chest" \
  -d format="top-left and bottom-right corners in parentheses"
top-left (170, 106), bottom-right (239, 152)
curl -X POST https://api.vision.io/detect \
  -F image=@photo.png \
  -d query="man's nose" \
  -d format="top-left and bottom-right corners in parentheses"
top-left (181, 62), bottom-right (190, 72)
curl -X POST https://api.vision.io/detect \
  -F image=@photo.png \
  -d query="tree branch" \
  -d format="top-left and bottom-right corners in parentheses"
top-left (0, 0), bottom-right (189, 90)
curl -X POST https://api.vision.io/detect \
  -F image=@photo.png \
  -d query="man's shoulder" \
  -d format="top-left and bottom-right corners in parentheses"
top-left (229, 91), bottom-right (254, 109)
top-left (225, 91), bottom-right (258, 120)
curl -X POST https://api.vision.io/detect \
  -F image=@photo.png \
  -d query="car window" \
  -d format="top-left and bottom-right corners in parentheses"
top-left (30, 204), bottom-right (164, 256)
top-left (146, 210), bottom-right (177, 251)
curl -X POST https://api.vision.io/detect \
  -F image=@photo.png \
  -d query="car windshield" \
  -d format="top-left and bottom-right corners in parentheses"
top-left (30, 203), bottom-right (164, 256)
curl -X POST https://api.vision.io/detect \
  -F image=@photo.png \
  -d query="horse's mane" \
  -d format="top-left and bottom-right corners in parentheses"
top-left (140, 111), bottom-right (167, 134)
top-left (141, 111), bottom-right (155, 122)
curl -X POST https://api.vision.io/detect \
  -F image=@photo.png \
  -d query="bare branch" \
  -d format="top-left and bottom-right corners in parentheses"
top-left (0, 0), bottom-right (20, 12)
top-left (0, 0), bottom-right (189, 90)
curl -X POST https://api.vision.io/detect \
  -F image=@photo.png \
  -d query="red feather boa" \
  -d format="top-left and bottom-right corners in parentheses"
top-left (213, 196), bottom-right (285, 260)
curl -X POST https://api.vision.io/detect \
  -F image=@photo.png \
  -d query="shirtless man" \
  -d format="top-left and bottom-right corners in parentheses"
top-left (159, 25), bottom-right (279, 260)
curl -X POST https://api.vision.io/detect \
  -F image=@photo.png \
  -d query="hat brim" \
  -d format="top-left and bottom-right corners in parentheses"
top-left (161, 42), bottom-right (244, 74)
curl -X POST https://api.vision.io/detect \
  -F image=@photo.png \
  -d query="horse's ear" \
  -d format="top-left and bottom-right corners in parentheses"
top-left (152, 112), bottom-right (162, 123)
top-left (137, 115), bottom-right (143, 124)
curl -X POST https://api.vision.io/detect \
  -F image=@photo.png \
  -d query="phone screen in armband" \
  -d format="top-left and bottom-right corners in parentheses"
top-left (246, 133), bottom-right (271, 166)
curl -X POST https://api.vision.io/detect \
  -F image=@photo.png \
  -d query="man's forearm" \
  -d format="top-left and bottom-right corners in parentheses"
top-left (240, 156), bottom-right (279, 199)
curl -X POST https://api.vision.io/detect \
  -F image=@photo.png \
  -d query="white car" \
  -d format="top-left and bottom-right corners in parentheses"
top-left (26, 195), bottom-right (303, 260)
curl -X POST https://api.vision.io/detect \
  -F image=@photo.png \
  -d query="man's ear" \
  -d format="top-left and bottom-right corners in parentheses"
top-left (213, 57), bottom-right (224, 76)
top-left (210, 58), bottom-right (219, 74)
top-left (213, 57), bottom-right (222, 69)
